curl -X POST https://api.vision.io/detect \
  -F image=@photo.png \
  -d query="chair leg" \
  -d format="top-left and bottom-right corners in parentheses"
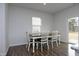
top-left (52, 42), bottom-right (53, 48)
top-left (28, 43), bottom-right (30, 51)
top-left (36, 43), bottom-right (38, 49)
top-left (52, 40), bottom-right (53, 48)
top-left (41, 43), bottom-right (43, 51)
top-left (56, 40), bottom-right (58, 47)
top-left (47, 42), bottom-right (49, 50)
top-left (59, 36), bottom-right (60, 45)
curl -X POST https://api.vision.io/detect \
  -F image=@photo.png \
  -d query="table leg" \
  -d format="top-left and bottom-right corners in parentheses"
top-left (33, 39), bottom-right (35, 53)
top-left (58, 36), bottom-right (60, 45)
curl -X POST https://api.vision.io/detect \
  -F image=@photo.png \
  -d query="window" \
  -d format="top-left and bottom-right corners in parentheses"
top-left (68, 17), bottom-right (79, 32)
top-left (32, 17), bottom-right (41, 33)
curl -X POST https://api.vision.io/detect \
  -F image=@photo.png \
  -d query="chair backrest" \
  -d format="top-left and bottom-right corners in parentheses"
top-left (52, 31), bottom-right (60, 39)
top-left (41, 36), bottom-right (48, 42)
top-left (31, 32), bottom-right (42, 37)
top-left (52, 31), bottom-right (60, 35)
top-left (26, 32), bottom-right (31, 44)
top-left (41, 32), bottom-right (49, 36)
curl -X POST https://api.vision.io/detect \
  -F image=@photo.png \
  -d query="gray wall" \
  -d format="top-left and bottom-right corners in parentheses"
top-left (8, 5), bottom-right (54, 46)
top-left (0, 3), bottom-right (9, 56)
top-left (5, 3), bottom-right (9, 56)
top-left (54, 4), bottom-right (79, 42)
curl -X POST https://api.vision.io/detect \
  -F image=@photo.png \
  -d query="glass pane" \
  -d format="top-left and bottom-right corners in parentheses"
top-left (32, 26), bottom-right (40, 33)
top-left (32, 17), bottom-right (41, 26)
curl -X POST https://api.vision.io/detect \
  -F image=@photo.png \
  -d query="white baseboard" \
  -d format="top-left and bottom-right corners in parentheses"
top-left (0, 53), bottom-right (6, 56)
top-left (9, 43), bottom-right (27, 47)
top-left (0, 46), bottom-right (9, 56)
top-left (0, 50), bottom-right (8, 56)
top-left (60, 41), bottom-right (68, 43)
top-left (5, 47), bottom-right (9, 56)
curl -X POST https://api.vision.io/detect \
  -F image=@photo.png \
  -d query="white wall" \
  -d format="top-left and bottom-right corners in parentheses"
top-left (0, 3), bottom-right (9, 56)
top-left (5, 3), bottom-right (9, 55)
top-left (8, 5), bottom-right (54, 46)
top-left (54, 4), bottom-right (79, 42)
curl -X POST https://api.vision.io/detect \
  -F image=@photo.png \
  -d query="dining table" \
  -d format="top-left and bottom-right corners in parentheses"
top-left (30, 33), bottom-right (61, 53)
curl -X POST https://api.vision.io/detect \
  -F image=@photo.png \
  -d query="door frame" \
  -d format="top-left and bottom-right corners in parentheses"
top-left (67, 17), bottom-right (79, 44)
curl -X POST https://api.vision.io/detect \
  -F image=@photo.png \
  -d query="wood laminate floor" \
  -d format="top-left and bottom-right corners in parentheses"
top-left (6, 42), bottom-right (76, 56)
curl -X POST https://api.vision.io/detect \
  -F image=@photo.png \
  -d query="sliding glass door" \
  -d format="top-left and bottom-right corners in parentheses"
top-left (68, 17), bottom-right (79, 45)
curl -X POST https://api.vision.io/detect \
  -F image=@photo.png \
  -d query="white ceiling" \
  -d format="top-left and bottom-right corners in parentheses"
top-left (9, 3), bottom-right (74, 14)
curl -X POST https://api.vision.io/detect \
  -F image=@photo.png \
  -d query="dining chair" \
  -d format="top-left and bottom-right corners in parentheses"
top-left (26, 32), bottom-right (39, 51)
top-left (50, 31), bottom-right (60, 48)
top-left (51, 34), bottom-right (58, 48)
top-left (31, 32), bottom-right (42, 49)
top-left (40, 33), bottom-right (49, 51)
top-left (52, 31), bottom-right (61, 45)
top-left (26, 32), bottom-right (33, 51)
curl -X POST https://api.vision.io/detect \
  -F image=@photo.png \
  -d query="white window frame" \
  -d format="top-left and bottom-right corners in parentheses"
top-left (32, 17), bottom-right (41, 33)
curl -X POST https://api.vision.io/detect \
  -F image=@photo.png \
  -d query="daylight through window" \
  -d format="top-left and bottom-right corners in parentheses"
top-left (32, 17), bottom-right (41, 33)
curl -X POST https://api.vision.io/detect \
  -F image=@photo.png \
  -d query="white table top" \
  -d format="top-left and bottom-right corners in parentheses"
top-left (31, 34), bottom-right (61, 40)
